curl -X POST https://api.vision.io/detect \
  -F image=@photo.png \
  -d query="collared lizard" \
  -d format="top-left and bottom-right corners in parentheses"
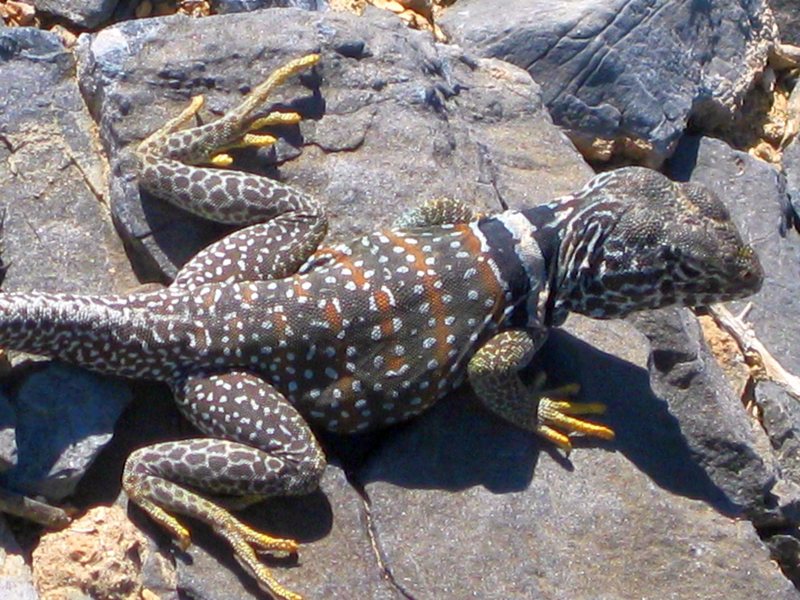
top-left (0, 54), bottom-right (763, 599)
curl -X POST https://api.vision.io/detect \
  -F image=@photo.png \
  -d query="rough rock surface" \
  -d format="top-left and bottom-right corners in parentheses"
top-left (0, 26), bottom-right (137, 508)
top-left (75, 7), bottom-right (591, 281)
top-left (773, 0), bottom-right (800, 46)
top-left (0, 363), bottom-right (132, 502)
top-left (32, 505), bottom-right (169, 600)
top-left (668, 133), bottom-right (800, 568)
top-left (28, 0), bottom-right (119, 29)
top-left (361, 319), bottom-right (796, 599)
top-left (758, 381), bottom-right (800, 488)
top-left (783, 134), bottom-right (800, 230)
top-left (0, 27), bottom-right (135, 296)
top-left (440, 0), bottom-right (777, 165)
top-left (216, 0), bottom-right (327, 13)
top-left (0, 392), bottom-right (17, 472)
top-left (0, 517), bottom-right (37, 600)
top-left (632, 307), bottom-right (777, 516)
top-left (174, 467), bottom-right (398, 600)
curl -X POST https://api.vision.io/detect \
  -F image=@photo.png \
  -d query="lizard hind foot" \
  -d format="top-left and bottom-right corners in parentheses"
top-left (534, 386), bottom-right (615, 455)
top-left (217, 515), bottom-right (303, 600)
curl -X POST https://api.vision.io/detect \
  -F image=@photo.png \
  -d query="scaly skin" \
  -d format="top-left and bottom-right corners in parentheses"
top-left (0, 54), bottom-right (763, 599)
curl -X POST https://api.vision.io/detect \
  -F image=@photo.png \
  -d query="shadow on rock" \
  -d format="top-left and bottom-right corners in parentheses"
top-left (542, 330), bottom-right (738, 512)
top-left (356, 329), bottom-right (736, 512)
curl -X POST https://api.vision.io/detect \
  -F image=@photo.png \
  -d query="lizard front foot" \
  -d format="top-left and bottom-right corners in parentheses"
top-left (533, 379), bottom-right (615, 455)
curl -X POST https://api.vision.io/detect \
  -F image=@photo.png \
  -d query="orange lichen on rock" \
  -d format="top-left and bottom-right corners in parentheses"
top-left (31, 505), bottom-right (164, 600)
top-left (0, 1), bottom-right (37, 27)
top-left (698, 314), bottom-right (752, 400)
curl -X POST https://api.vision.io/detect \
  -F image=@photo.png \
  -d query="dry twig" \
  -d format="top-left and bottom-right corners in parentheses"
top-left (707, 302), bottom-right (800, 399)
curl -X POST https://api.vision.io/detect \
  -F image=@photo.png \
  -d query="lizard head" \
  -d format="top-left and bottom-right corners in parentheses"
top-left (556, 167), bottom-right (763, 319)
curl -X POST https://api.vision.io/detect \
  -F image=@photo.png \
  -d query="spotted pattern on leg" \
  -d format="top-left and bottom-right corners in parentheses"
top-left (123, 370), bottom-right (324, 599)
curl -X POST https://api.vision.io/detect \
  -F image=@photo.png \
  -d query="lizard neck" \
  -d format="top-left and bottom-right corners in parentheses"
top-left (541, 184), bottom-right (670, 321)
top-left (474, 207), bottom-right (560, 330)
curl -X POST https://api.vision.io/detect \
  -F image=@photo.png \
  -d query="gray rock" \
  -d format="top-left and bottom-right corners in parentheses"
top-left (360, 320), bottom-right (796, 598)
top-left (0, 517), bottom-right (37, 600)
top-left (29, 0), bottom-right (118, 29)
top-left (782, 134), bottom-right (800, 232)
top-left (0, 27), bottom-right (137, 296)
top-left (668, 135), bottom-right (800, 376)
top-left (0, 363), bottom-right (132, 501)
top-left (75, 7), bottom-right (591, 281)
top-left (440, 0), bottom-right (777, 165)
top-left (0, 392), bottom-right (17, 472)
top-left (174, 466), bottom-right (397, 599)
top-left (216, 0), bottom-right (327, 13)
top-left (772, 0), bottom-right (800, 45)
top-left (631, 307), bottom-right (776, 516)
top-left (758, 381), bottom-right (800, 487)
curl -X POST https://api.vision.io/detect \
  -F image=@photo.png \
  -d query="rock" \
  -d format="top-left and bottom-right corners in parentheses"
top-left (28, 0), bottom-right (118, 28)
top-left (0, 363), bottom-right (132, 502)
top-left (31, 505), bottom-right (169, 600)
top-left (440, 0), bottom-right (777, 165)
top-left (758, 381), bottom-right (800, 487)
top-left (0, 27), bottom-right (137, 296)
top-left (216, 0), bottom-right (327, 13)
top-left (772, 0), bottom-right (800, 46)
top-left (174, 466), bottom-right (397, 599)
top-left (667, 135), bottom-right (800, 376)
top-left (0, 516), bottom-right (37, 600)
top-left (666, 134), bottom-right (800, 570)
top-left (75, 7), bottom-right (592, 281)
top-left (0, 392), bottom-right (17, 472)
top-left (631, 307), bottom-right (776, 516)
top-left (782, 134), bottom-right (800, 232)
top-left (360, 321), bottom-right (796, 598)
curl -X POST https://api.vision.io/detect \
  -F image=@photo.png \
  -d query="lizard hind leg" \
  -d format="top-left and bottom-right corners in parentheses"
top-left (139, 53), bottom-right (320, 168)
top-left (123, 371), bottom-right (326, 600)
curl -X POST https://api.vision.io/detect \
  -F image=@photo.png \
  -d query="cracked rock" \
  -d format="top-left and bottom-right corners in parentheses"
top-left (0, 26), bottom-right (136, 296)
top-left (440, 0), bottom-right (777, 165)
top-left (28, 0), bottom-right (119, 28)
top-left (632, 307), bottom-right (777, 516)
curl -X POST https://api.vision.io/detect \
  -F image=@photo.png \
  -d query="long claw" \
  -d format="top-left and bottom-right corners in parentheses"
top-left (251, 111), bottom-right (303, 129)
top-left (219, 518), bottom-right (302, 600)
top-left (535, 394), bottom-right (615, 454)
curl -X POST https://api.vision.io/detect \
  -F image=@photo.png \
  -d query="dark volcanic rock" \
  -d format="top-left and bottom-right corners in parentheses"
top-left (772, 0), bottom-right (800, 46)
top-left (632, 307), bottom-right (776, 515)
top-left (0, 363), bottom-right (132, 501)
top-left (216, 0), bottom-right (327, 13)
top-left (29, 0), bottom-right (119, 29)
top-left (441, 0), bottom-right (776, 165)
top-left (0, 27), bottom-right (136, 296)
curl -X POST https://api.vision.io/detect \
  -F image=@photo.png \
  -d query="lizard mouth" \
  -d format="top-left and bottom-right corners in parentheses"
top-left (736, 245), bottom-right (764, 294)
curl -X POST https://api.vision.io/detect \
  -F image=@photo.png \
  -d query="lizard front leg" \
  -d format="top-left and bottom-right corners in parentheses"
top-left (467, 329), bottom-right (615, 454)
top-left (123, 371), bottom-right (325, 600)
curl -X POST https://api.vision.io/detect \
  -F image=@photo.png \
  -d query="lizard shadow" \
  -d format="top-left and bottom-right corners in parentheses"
top-left (350, 329), bottom-right (736, 513)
